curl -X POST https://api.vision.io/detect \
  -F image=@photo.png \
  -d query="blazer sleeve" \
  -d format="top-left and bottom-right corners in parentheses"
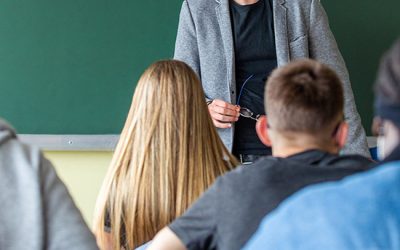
top-left (174, 1), bottom-right (201, 78)
top-left (308, 0), bottom-right (370, 157)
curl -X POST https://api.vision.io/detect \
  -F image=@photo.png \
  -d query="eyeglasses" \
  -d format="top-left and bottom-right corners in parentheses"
top-left (240, 107), bottom-right (261, 121)
top-left (236, 75), bottom-right (261, 121)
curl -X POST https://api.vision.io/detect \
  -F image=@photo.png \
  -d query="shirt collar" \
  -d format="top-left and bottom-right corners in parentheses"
top-left (285, 149), bottom-right (332, 165)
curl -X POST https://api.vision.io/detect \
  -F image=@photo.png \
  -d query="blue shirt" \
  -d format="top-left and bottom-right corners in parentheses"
top-left (243, 161), bottom-right (400, 250)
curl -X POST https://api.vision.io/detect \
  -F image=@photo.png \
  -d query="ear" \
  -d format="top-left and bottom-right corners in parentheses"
top-left (256, 115), bottom-right (272, 147)
top-left (335, 122), bottom-right (349, 149)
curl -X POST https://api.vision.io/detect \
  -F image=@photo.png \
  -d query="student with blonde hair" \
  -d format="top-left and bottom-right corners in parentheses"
top-left (93, 60), bottom-right (238, 250)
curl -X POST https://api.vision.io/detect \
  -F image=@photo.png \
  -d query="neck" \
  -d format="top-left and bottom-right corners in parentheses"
top-left (270, 134), bottom-right (338, 158)
top-left (272, 144), bottom-right (334, 158)
top-left (233, 0), bottom-right (259, 5)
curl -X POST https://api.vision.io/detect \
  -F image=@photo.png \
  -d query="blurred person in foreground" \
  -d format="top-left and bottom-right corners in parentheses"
top-left (0, 119), bottom-right (98, 250)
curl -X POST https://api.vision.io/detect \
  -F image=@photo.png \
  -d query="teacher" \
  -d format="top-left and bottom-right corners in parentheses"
top-left (174, 0), bottom-right (369, 163)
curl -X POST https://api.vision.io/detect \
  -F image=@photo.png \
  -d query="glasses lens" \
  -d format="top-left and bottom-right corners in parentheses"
top-left (240, 108), bottom-right (253, 117)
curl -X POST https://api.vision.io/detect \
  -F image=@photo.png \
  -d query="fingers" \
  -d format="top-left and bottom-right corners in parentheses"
top-left (212, 119), bottom-right (233, 129)
top-left (212, 99), bottom-right (239, 112)
top-left (209, 110), bottom-right (238, 122)
top-left (212, 105), bottom-right (240, 117)
top-left (208, 99), bottom-right (240, 128)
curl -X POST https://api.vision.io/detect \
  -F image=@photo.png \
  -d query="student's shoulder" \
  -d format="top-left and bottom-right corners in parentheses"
top-left (0, 126), bottom-right (43, 173)
top-left (217, 156), bottom-right (283, 186)
top-left (2, 137), bottom-right (61, 191)
top-left (324, 154), bottom-right (372, 170)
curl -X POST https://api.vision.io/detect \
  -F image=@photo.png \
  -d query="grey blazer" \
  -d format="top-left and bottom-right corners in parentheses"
top-left (174, 0), bottom-right (370, 157)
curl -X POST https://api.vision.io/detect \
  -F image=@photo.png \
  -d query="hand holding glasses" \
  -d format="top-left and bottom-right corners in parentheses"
top-left (207, 99), bottom-right (240, 128)
top-left (207, 74), bottom-right (261, 128)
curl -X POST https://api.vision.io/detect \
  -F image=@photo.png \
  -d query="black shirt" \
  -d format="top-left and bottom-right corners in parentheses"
top-left (230, 0), bottom-right (277, 155)
top-left (169, 150), bottom-right (371, 250)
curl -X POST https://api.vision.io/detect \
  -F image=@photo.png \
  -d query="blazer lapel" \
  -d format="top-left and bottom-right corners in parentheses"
top-left (215, 0), bottom-right (235, 93)
top-left (273, 0), bottom-right (290, 66)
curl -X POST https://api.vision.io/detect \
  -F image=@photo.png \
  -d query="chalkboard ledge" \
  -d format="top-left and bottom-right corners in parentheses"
top-left (18, 135), bottom-right (378, 152)
top-left (19, 135), bottom-right (119, 151)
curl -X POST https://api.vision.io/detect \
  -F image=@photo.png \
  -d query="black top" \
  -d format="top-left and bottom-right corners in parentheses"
top-left (230, 0), bottom-right (277, 155)
top-left (169, 150), bottom-right (372, 250)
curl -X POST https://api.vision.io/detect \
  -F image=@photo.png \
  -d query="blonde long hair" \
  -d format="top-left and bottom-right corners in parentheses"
top-left (93, 60), bottom-right (238, 249)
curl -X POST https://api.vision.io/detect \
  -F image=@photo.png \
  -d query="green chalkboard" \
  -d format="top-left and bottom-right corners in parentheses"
top-left (0, 0), bottom-right (182, 134)
top-left (0, 0), bottom-right (398, 134)
top-left (323, 0), bottom-right (399, 135)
